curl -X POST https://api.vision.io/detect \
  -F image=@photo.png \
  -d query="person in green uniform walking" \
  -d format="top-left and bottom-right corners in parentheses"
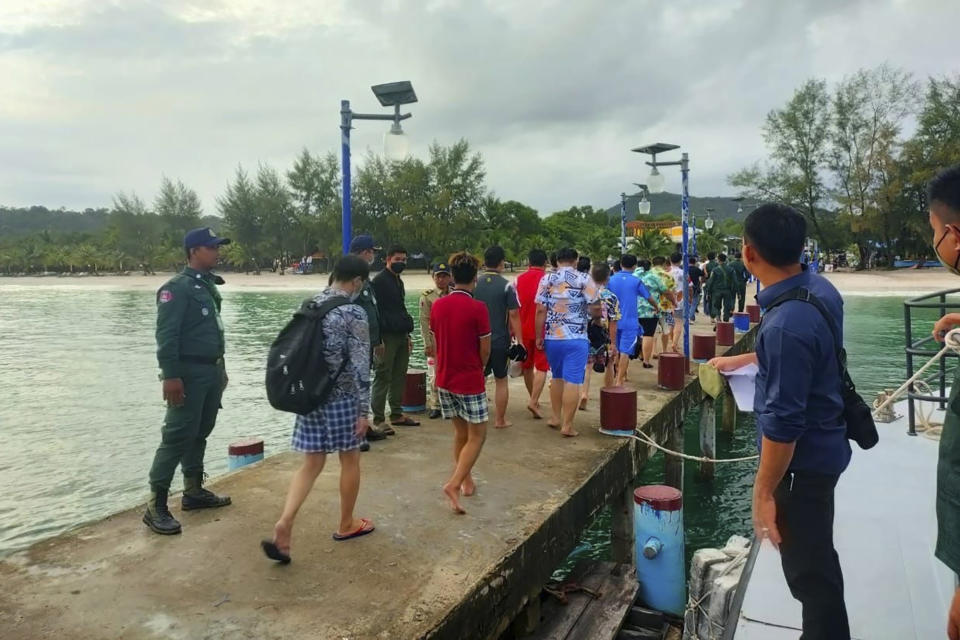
top-left (925, 165), bottom-right (960, 640)
top-left (703, 252), bottom-right (718, 319)
top-left (144, 227), bottom-right (232, 535)
top-left (728, 250), bottom-right (751, 312)
top-left (705, 253), bottom-right (735, 324)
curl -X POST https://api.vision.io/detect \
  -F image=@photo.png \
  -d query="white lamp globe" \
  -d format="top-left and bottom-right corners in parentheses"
top-left (647, 166), bottom-right (665, 194)
top-left (736, 204), bottom-right (743, 216)
top-left (384, 122), bottom-right (409, 161)
top-left (704, 215), bottom-right (715, 230)
top-left (638, 195), bottom-right (651, 215)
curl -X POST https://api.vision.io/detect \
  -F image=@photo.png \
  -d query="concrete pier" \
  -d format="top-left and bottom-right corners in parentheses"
top-left (0, 326), bottom-right (756, 640)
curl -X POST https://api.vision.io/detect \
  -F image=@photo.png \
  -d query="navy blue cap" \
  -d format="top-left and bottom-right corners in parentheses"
top-left (349, 234), bottom-right (380, 253)
top-left (432, 262), bottom-right (451, 274)
top-left (184, 227), bottom-right (230, 249)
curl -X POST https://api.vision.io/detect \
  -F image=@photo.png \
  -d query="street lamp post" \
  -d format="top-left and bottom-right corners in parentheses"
top-left (620, 192), bottom-right (628, 254)
top-left (633, 143), bottom-right (691, 362)
top-left (340, 81), bottom-right (418, 255)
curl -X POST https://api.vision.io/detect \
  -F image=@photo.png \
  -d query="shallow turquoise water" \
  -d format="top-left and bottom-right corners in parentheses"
top-left (0, 286), bottom-right (944, 563)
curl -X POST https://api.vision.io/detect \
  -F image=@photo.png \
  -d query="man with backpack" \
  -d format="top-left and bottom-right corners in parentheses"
top-left (709, 204), bottom-right (851, 639)
top-left (261, 255), bottom-right (375, 564)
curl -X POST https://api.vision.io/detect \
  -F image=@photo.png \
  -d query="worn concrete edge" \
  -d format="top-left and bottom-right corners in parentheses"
top-left (423, 326), bottom-right (759, 640)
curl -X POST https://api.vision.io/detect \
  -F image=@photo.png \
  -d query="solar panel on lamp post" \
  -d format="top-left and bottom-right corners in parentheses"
top-left (633, 143), bottom-right (691, 364)
top-left (340, 81), bottom-right (417, 255)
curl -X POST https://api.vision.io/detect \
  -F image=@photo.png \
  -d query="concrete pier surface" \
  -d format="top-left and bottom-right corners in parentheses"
top-left (0, 324), bottom-right (755, 640)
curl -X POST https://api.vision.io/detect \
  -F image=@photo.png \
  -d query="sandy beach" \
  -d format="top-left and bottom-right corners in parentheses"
top-left (2, 268), bottom-right (958, 297)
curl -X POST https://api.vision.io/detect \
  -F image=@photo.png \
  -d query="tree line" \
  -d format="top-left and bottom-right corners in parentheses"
top-left (2, 138), bottom-right (731, 276)
top-left (730, 65), bottom-right (960, 267)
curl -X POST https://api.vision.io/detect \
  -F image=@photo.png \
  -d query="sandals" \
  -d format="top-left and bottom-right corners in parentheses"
top-left (260, 540), bottom-right (291, 564)
top-left (333, 518), bottom-right (376, 541)
top-left (390, 417), bottom-right (420, 427)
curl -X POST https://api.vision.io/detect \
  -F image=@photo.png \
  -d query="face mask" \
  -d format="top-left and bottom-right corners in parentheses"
top-left (390, 261), bottom-right (406, 275)
top-left (349, 278), bottom-right (363, 301)
top-left (935, 228), bottom-right (960, 276)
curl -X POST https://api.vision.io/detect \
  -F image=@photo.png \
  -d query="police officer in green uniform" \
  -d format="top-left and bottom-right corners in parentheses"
top-left (705, 252), bottom-right (735, 323)
top-left (419, 262), bottom-right (452, 420)
top-left (925, 165), bottom-right (960, 638)
top-left (728, 250), bottom-right (751, 312)
top-left (703, 251), bottom-right (718, 319)
top-left (348, 235), bottom-right (386, 444)
top-left (144, 227), bottom-right (232, 535)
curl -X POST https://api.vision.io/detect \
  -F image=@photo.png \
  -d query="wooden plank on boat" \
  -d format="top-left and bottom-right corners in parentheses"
top-left (530, 562), bottom-right (639, 640)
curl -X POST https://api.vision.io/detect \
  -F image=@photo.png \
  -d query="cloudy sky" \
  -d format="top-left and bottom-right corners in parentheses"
top-left (1, 0), bottom-right (958, 216)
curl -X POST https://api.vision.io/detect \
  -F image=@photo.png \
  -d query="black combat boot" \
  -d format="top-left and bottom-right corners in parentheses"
top-left (142, 489), bottom-right (182, 535)
top-left (182, 474), bottom-right (232, 511)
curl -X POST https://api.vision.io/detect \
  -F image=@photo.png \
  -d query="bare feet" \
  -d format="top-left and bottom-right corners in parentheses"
top-left (494, 421), bottom-right (513, 429)
top-left (579, 396), bottom-right (588, 410)
top-left (443, 483), bottom-right (466, 514)
top-left (561, 428), bottom-right (580, 438)
top-left (547, 422), bottom-right (560, 430)
top-left (527, 404), bottom-right (543, 419)
top-left (272, 520), bottom-right (292, 556)
top-left (460, 476), bottom-right (476, 496)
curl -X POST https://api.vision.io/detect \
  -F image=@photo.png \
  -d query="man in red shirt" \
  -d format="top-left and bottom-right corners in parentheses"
top-left (515, 248), bottom-right (549, 419)
top-left (430, 251), bottom-right (492, 514)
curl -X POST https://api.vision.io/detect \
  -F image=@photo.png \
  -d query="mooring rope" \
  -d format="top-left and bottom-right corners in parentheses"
top-left (871, 327), bottom-right (960, 417)
top-left (627, 429), bottom-right (759, 464)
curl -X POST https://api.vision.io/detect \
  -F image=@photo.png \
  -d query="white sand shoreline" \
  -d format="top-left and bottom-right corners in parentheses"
top-left (1, 268), bottom-right (958, 297)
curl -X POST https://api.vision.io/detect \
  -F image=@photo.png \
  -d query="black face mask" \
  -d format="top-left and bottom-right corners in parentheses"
top-left (390, 261), bottom-right (406, 275)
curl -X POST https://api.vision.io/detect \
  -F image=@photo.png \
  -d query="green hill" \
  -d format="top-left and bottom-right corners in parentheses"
top-left (0, 206), bottom-right (223, 238)
top-left (604, 191), bottom-right (748, 222)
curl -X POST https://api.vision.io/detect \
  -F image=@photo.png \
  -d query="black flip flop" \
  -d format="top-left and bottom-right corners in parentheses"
top-left (390, 417), bottom-right (420, 427)
top-left (261, 540), bottom-right (291, 564)
top-left (333, 519), bottom-right (375, 541)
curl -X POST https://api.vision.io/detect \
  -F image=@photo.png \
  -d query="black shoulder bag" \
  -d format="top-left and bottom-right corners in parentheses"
top-left (765, 287), bottom-right (879, 450)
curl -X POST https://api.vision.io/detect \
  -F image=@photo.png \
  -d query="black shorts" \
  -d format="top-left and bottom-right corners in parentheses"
top-left (639, 317), bottom-right (659, 337)
top-left (485, 345), bottom-right (509, 379)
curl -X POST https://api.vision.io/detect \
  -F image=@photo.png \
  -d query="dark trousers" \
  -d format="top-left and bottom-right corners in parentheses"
top-left (775, 471), bottom-right (850, 640)
top-left (149, 362), bottom-right (225, 492)
top-left (372, 332), bottom-right (409, 423)
top-left (735, 286), bottom-right (747, 312)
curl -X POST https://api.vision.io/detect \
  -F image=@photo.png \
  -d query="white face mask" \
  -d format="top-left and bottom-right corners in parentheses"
top-left (349, 278), bottom-right (364, 301)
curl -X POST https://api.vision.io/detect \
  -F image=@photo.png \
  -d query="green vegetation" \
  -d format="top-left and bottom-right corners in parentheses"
top-left (0, 140), bottom-right (629, 275)
top-left (731, 66), bottom-right (960, 267)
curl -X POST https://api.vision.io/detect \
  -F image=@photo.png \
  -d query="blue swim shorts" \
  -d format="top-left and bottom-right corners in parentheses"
top-left (544, 339), bottom-right (589, 384)
top-left (617, 322), bottom-right (639, 356)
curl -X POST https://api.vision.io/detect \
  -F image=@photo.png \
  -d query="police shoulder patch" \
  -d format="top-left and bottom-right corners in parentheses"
top-left (159, 290), bottom-right (174, 303)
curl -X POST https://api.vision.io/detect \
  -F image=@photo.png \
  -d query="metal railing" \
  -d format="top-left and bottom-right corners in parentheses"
top-left (903, 288), bottom-right (960, 435)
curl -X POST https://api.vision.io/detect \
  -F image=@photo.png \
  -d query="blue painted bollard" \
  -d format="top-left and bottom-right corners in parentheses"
top-left (228, 437), bottom-right (264, 470)
top-left (732, 312), bottom-right (750, 333)
top-left (634, 485), bottom-right (685, 616)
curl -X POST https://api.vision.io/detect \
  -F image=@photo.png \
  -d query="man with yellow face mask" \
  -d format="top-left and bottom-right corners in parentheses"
top-left (926, 165), bottom-right (960, 640)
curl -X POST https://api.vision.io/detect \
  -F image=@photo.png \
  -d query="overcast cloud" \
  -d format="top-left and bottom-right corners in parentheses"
top-left (1, 0), bottom-right (958, 216)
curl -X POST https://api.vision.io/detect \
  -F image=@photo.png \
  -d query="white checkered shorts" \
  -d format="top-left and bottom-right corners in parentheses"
top-left (291, 395), bottom-right (362, 453)
top-left (438, 389), bottom-right (489, 424)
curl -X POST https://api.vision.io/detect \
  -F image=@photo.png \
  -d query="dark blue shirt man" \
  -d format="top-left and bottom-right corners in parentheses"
top-left (710, 203), bottom-right (851, 640)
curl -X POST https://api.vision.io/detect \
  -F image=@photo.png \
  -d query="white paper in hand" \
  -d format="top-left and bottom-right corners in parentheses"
top-left (722, 363), bottom-right (759, 412)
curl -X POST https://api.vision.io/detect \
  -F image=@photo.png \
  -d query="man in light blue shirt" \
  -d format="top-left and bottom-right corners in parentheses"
top-left (607, 254), bottom-right (658, 386)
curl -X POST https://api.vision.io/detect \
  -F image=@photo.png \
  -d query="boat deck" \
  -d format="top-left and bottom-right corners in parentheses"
top-left (734, 400), bottom-right (955, 639)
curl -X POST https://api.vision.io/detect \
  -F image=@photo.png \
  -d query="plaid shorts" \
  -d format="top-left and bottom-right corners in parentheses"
top-left (438, 389), bottom-right (489, 424)
top-left (291, 395), bottom-right (362, 453)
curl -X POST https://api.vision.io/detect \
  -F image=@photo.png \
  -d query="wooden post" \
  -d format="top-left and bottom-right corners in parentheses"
top-left (611, 484), bottom-right (635, 566)
top-left (698, 398), bottom-right (716, 480)
top-left (509, 586), bottom-right (542, 636)
top-left (664, 418), bottom-right (684, 492)
top-left (721, 388), bottom-right (737, 434)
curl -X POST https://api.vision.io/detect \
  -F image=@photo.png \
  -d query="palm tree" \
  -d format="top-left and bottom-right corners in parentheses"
top-left (628, 230), bottom-right (672, 260)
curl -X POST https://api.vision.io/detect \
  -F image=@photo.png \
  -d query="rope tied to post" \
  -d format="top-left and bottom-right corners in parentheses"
top-left (870, 327), bottom-right (960, 439)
